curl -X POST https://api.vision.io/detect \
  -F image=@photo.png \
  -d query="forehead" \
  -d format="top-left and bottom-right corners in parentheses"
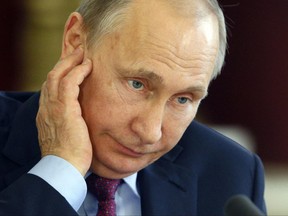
top-left (110, 0), bottom-right (219, 75)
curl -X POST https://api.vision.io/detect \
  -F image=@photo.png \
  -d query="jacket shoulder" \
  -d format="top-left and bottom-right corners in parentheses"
top-left (0, 92), bottom-right (35, 127)
top-left (178, 121), bottom-right (266, 214)
top-left (177, 120), bottom-right (264, 191)
top-left (180, 121), bottom-right (254, 159)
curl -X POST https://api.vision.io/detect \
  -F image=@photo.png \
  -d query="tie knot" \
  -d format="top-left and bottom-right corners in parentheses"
top-left (86, 174), bottom-right (121, 201)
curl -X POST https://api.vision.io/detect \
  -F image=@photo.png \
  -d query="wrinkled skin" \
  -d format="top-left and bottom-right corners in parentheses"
top-left (36, 0), bottom-right (219, 179)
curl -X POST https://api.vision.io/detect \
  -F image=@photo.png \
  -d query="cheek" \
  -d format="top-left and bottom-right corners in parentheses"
top-left (163, 102), bottom-right (198, 143)
top-left (80, 78), bottom-right (133, 130)
top-left (79, 76), bottom-right (110, 129)
top-left (112, 79), bottom-right (142, 106)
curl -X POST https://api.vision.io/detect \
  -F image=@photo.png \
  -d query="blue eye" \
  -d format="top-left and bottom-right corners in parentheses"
top-left (128, 80), bottom-right (144, 90)
top-left (177, 97), bottom-right (189, 104)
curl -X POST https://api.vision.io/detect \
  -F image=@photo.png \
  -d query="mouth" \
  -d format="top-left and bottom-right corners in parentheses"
top-left (115, 141), bottom-right (146, 158)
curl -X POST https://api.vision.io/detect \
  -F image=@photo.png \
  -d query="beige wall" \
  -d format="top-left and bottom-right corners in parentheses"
top-left (21, 0), bottom-right (80, 90)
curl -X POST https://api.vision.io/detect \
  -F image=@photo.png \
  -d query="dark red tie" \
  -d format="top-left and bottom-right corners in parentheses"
top-left (86, 174), bottom-right (121, 216)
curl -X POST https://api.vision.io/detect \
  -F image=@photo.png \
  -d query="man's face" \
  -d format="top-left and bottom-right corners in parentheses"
top-left (79, 1), bottom-right (219, 178)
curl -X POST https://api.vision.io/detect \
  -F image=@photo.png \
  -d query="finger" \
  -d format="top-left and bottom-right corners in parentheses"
top-left (37, 81), bottom-right (48, 137)
top-left (39, 81), bottom-right (47, 107)
top-left (46, 46), bottom-right (84, 100)
top-left (38, 81), bottom-right (50, 118)
top-left (58, 58), bottom-right (92, 103)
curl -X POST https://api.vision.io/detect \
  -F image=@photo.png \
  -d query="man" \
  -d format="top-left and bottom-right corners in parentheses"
top-left (0, 0), bottom-right (266, 215)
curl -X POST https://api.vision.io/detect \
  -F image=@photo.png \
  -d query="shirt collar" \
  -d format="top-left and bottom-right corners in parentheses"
top-left (123, 173), bottom-right (140, 198)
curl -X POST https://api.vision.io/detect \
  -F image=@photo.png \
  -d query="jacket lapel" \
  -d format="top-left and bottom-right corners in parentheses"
top-left (138, 146), bottom-right (198, 215)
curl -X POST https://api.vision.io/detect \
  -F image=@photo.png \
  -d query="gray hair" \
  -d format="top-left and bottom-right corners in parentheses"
top-left (76, 0), bottom-right (227, 79)
top-left (206, 0), bottom-right (227, 79)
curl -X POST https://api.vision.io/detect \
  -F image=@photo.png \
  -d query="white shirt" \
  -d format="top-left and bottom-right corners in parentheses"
top-left (29, 156), bottom-right (141, 215)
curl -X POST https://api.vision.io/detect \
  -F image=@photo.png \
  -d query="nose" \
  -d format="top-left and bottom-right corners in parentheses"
top-left (131, 103), bottom-right (164, 145)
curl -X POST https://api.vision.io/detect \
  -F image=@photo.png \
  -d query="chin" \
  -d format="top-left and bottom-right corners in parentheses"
top-left (91, 155), bottom-right (154, 178)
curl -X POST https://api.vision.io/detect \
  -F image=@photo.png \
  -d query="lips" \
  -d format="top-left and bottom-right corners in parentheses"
top-left (117, 142), bottom-right (145, 158)
top-left (108, 133), bottom-right (159, 157)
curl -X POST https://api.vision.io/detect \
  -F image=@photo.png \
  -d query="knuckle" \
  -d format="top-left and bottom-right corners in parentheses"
top-left (41, 81), bottom-right (47, 89)
top-left (47, 70), bottom-right (58, 81)
top-left (36, 113), bottom-right (40, 123)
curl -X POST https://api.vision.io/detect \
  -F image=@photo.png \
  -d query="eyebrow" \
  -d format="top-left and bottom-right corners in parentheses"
top-left (185, 86), bottom-right (208, 99)
top-left (122, 68), bottom-right (164, 83)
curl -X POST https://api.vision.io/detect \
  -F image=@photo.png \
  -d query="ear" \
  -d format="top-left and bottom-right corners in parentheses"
top-left (61, 12), bottom-right (86, 59)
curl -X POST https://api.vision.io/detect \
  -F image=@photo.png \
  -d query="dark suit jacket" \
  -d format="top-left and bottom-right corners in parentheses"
top-left (0, 92), bottom-right (266, 216)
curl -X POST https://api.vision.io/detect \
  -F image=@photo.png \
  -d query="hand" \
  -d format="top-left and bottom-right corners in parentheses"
top-left (36, 47), bottom-right (93, 176)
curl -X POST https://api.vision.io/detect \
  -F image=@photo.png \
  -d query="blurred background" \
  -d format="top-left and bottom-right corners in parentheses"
top-left (1, 0), bottom-right (288, 214)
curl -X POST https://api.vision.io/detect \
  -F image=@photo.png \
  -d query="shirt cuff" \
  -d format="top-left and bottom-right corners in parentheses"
top-left (28, 155), bottom-right (87, 211)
